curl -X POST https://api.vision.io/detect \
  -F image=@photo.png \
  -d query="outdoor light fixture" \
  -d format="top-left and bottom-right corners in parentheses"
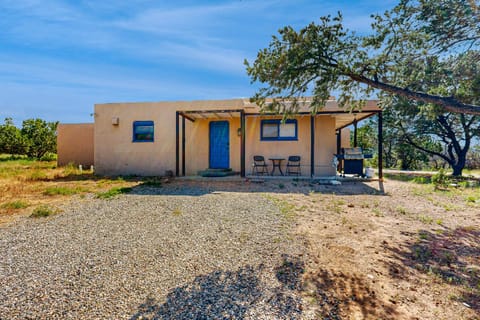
top-left (237, 128), bottom-right (242, 136)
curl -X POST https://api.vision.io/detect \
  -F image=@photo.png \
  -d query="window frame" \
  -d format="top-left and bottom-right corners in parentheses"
top-left (260, 119), bottom-right (298, 141)
top-left (132, 120), bottom-right (154, 142)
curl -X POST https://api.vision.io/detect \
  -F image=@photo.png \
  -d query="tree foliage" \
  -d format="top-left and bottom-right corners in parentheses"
top-left (245, 0), bottom-right (480, 115)
top-left (382, 49), bottom-right (480, 176)
top-left (356, 115), bottom-right (433, 170)
top-left (0, 118), bottom-right (58, 159)
top-left (21, 119), bottom-right (58, 159)
top-left (0, 118), bottom-right (28, 155)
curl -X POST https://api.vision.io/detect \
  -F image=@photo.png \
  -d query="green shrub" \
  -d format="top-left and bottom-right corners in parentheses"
top-left (466, 195), bottom-right (477, 203)
top-left (30, 205), bottom-right (56, 218)
top-left (431, 169), bottom-right (449, 189)
top-left (413, 176), bottom-right (430, 184)
top-left (40, 152), bottom-right (57, 161)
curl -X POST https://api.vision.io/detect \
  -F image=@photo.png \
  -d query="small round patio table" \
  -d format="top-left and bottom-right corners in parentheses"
top-left (269, 158), bottom-right (285, 176)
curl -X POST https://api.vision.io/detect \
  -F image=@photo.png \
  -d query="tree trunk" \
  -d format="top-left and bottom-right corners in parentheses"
top-left (451, 153), bottom-right (467, 176)
top-left (452, 165), bottom-right (463, 176)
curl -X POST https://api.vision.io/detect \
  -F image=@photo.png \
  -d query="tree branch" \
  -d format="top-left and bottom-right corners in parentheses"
top-left (346, 73), bottom-right (480, 115)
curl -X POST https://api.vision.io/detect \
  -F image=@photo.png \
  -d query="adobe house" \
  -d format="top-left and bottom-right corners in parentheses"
top-left (57, 98), bottom-right (383, 178)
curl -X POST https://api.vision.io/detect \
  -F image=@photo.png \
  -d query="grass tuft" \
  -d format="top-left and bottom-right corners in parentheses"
top-left (172, 208), bottom-right (182, 216)
top-left (396, 206), bottom-right (407, 215)
top-left (1, 200), bottom-right (29, 210)
top-left (143, 178), bottom-right (163, 187)
top-left (96, 186), bottom-right (132, 199)
top-left (27, 170), bottom-right (48, 181)
top-left (418, 214), bottom-right (434, 224)
top-left (264, 195), bottom-right (296, 220)
top-left (43, 186), bottom-right (84, 196)
top-left (30, 205), bottom-right (57, 218)
top-left (466, 195), bottom-right (477, 203)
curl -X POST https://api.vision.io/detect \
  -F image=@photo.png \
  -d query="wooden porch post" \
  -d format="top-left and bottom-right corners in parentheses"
top-left (353, 118), bottom-right (358, 147)
top-left (378, 112), bottom-right (383, 180)
top-left (175, 111), bottom-right (180, 177)
top-left (336, 129), bottom-right (341, 154)
top-left (336, 129), bottom-right (342, 173)
top-left (310, 115), bottom-right (315, 177)
top-left (182, 116), bottom-right (186, 176)
top-left (240, 111), bottom-right (246, 177)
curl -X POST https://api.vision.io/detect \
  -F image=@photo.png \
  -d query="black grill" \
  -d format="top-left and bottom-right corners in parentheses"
top-left (336, 148), bottom-right (371, 176)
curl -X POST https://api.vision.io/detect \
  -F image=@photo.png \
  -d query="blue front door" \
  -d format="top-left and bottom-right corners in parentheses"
top-left (209, 121), bottom-right (229, 169)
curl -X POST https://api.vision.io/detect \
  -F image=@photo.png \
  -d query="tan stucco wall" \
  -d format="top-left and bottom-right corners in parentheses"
top-left (57, 123), bottom-right (94, 167)
top-left (94, 100), bottom-right (249, 176)
top-left (94, 99), bottom-right (378, 176)
top-left (184, 118), bottom-right (240, 175)
top-left (245, 116), bottom-right (311, 176)
top-left (314, 116), bottom-right (337, 176)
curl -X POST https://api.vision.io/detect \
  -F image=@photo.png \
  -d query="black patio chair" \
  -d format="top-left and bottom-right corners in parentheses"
top-left (252, 155), bottom-right (269, 175)
top-left (286, 156), bottom-right (301, 176)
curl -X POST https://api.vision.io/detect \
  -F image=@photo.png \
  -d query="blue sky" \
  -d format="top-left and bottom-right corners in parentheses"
top-left (0, 0), bottom-right (396, 124)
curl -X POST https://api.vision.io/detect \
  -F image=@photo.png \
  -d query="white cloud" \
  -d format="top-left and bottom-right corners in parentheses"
top-left (0, 53), bottom-right (253, 123)
top-left (0, 0), bottom-right (397, 123)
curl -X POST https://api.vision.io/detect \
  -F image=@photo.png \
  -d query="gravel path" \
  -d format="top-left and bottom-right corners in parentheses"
top-left (0, 182), bottom-right (307, 319)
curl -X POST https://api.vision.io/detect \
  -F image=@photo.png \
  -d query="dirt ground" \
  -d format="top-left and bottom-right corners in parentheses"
top-left (1, 172), bottom-right (479, 319)
top-left (278, 178), bottom-right (480, 320)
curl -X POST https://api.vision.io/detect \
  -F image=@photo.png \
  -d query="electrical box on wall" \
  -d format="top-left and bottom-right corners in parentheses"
top-left (112, 117), bottom-right (119, 125)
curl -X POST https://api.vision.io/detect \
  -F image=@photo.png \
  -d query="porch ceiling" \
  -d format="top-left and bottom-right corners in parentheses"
top-left (332, 112), bottom-right (378, 130)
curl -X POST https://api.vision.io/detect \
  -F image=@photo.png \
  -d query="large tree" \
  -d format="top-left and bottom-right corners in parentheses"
top-left (21, 119), bottom-right (58, 159)
top-left (0, 118), bottom-right (28, 156)
top-left (245, 0), bottom-right (480, 115)
top-left (383, 50), bottom-right (480, 176)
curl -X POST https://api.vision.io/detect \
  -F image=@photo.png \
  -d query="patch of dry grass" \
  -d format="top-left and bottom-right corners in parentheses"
top-left (0, 157), bottom-right (140, 224)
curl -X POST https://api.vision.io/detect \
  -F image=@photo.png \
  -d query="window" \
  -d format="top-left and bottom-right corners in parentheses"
top-left (133, 121), bottom-right (154, 142)
top-left (260, 119), bottom-right (297, 141)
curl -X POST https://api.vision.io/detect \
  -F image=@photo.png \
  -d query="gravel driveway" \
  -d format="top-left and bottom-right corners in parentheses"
top-left (0, 182), bottom-right (306, 319)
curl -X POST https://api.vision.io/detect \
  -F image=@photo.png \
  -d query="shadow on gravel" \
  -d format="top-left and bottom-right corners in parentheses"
top-left (383, 227), bottom-right (480, 313)
top-left (127, 179), bottom-right (386, 197)
top-left (130, 257), bottom-right (304, 319)
top-left (302, 268), bottom-right (401, 319)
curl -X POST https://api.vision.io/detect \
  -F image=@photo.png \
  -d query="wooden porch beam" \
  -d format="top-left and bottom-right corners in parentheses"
top-left (179, 112), bottom-right (196, 122)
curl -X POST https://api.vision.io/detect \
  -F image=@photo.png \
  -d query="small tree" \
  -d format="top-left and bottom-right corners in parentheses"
top-left (355, 115), bottom-right (432, 170)
top-left (21, 119), bottom-right (58, 159)
top-left (0, 118), bottom-right (28, 155)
